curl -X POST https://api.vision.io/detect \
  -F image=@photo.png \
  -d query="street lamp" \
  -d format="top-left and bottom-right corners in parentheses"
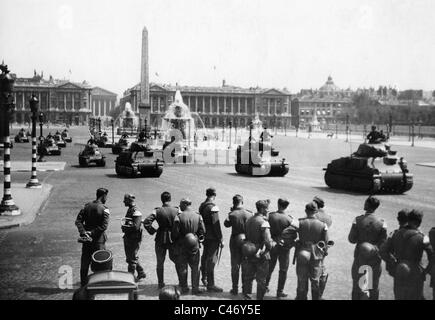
top-left (0, 62), bottom-right (20, 216)
top-left (26, 95), bottom-right (42, 188)
top-left (111, 118), bottom-right (114, 144)
top-left (37, 112), bottom-right (45, 162)
top-left (228, 120), bottom-right (232, 149)
top-left (97, 117), bottom-right (101, 133)
top-left (345, 114), bottom-right (350, 143)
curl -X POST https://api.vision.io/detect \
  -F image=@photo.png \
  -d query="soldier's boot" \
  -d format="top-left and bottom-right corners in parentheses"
top-left (207, 270), bottom-right (223, 292)
top-left (200, 265), bottom-right (208, 287)
top-left (319, 273), bottom-right (328, 299)
top-left (127, 265), bottom-right (135, 275)
top-left (311, 281), bottom-right (321, 300)
top-left (369, 289), bottom-right (379, 300)
top-left (136, 264), bottom-right (146, 280)
top-left (157, 268), bottom-right (165, 288)
top-left (230, 271), bottom-right (239, 295)
top-left (276, 271), bottom-right (288, 298)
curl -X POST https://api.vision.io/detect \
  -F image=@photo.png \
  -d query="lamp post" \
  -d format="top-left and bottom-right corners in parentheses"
top-left (228, 120), bottom-right (232, 149)
top-left (345, 114), bottom-right (350, 143)
top-left (26, 95), bottom-right (41, 188)
top-left (249, 121), bottom-right (253, 165)
top-left (0, 62), bottom-right (20, 216)
top-left (97, 117), bottom-right (101, 133)
top-left (111, 118), bottom-right (114, 144)
top-left (411, 121), bottom-right (415, 147)
top-left (37, 112), bottom-right (45, 162)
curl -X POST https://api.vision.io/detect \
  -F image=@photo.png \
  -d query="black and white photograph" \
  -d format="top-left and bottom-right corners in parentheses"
top-left (1, 0), bottom-right (435, 306)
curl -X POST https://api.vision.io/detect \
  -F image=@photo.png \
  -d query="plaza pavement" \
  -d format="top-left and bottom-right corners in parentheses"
top-left (1, 126), bottom-right (435, 300)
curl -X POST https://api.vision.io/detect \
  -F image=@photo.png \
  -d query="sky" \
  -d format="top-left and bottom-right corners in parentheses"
top-left (1, 0), bottom-right (435, 97)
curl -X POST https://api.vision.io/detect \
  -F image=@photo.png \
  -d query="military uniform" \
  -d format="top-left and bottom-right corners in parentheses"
top-left (172, 207), bottom-right (206, 292)
top-left (143, 203), bottom-right (179, 287)
top-left (75, 200), bottom-right (110, 286)
top-left (224, 206), bottom-right (253, 294)
top-left (242, 213), bottom-right (274, 300)
top-left (122, 204), bottom-right (145, 277)
top-left (199, 199), bottom-right (223, 289)
top-left (314, 207), bottom-right (332, 299)
top-left (348, 213), bottom-right (387, 300)
top-left (430, 227), bottom-right (435, 300)
top-left (266, 211), bottom-right (294, 296)
top-left (380, 226), bottom-right (433, 300)
top-left (293, 217), bottom-right (328, 300)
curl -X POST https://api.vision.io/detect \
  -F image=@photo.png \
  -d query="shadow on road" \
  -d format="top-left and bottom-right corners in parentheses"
top-left (24, 287), bottom-right (76, 295)
top-left (311, 186), bottom-right (409, 196)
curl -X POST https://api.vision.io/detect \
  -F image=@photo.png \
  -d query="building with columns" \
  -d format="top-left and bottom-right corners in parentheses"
top-left (90, 87), bottom-right (117, 119)
top-left (296, 76), bottom-right (354, 127)
top-left (11, 71), bottom-right (116, 125)
top-left (120, 80), bottom-right (292, 129)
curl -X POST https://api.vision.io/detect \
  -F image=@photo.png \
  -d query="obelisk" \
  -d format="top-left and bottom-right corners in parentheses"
top-left (138, 26), bottom-right (150, 129)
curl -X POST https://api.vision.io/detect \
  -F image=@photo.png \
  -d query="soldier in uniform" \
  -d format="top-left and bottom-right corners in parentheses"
top-left (223, 194), bottom-right (253, 295)
top-left (348, 196), bottom-right (387, 300)
top-left (366, 125), bottom-right (382, 144)
top-left (266, 198), bottom-right (294, 298)
top-left (292, 202), bottom-right (328, 300)
top-left (383, 209), bottom-right (410, 277)
top-left (75, 188), bottom-right (110, 286)
top-left (429, 227), bottom-right (435, 300)
top-left (380, 210), bottom-right (433, 300)
top-left (172, 198), bottom-right (206, 295)
top-left (121, 194), bottom-right (146, 280)
top-left (143, 191), bottom-right (179, 289)
top-left (312, 196), bottom-right (332, 299)
top-left (242, 200), bottom-right (275, 300)
top-left (199, 187), bottom-right (224, 292)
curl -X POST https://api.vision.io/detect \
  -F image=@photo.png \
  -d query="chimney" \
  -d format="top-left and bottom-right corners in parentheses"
top-left (222, 79), bottom-right (226, 87)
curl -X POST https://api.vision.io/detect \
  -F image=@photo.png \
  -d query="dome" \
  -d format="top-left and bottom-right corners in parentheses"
top-left (319, 75), bottom-right (339, 92)
top-left (163, 90), bottom-right (192, 120)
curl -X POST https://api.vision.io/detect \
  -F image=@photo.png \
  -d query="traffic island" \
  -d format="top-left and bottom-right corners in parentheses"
top-left (0, 183), bottom-right (52, 229)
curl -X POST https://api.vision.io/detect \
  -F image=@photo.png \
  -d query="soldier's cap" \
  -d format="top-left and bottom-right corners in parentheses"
top-left (206, 187), bottom-right (216, 197)
top-left (124, 193), bottom-right (135, 201)
top-left (305, 201), bottom-right (318, 213)
top-left (180, 198), bottom-right (192, 206)
top-left (313, 196), bottom-right (325, 208)
top-left (408, 209), bottom-right (423, 224)
top-left (96, 188), bottom-right (109, 198)
top-left (255, 200), bottom-right (269, 211)
top-left (278, 198), bottom-right (289, 208)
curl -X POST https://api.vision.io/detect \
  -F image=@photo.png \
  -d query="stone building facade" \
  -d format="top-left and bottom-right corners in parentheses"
top-left (120, 81), bottom-right (292, 129)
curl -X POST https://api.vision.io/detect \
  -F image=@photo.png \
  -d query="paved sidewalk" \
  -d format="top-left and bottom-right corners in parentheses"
top-left (0, 183), bottom-right (52, 229)
top-left (0, 161), bottom-right (65, 172)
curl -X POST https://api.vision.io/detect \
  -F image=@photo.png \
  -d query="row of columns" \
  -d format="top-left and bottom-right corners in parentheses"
top-left (92, 99), bottom-right (114, 117)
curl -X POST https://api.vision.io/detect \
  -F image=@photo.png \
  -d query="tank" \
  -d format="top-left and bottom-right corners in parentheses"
top-left (14, 130), bottom-right (30, 143)
top-left (234, 143), bottom-right (289, 177)
top-left (53, 133), bottom-right (66, 148)
top-left (61, 130), bottom-right (72, 143)
top-left (38, 137), bottom-right (61, 156)
top-left (112, 135), bottom-right (132, 154)
top-left (95, 132), bottom-right (111, 148)
top-left (324, 143), bottom-right (413, 194)
top-left (115, 143), bottom-right (163, 178)
top-left (78, 144), bottom-right (106, 167)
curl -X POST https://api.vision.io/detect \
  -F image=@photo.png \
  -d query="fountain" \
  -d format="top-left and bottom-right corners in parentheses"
top-left (115, 102), bottom-right (140, 135)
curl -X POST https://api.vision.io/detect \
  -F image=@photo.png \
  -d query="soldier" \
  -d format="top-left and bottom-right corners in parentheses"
top-left (172, 198), bottom-right (206, 295)
top-left (75, 187), bottom-right (110, 286)
top-left (348, 196), bottom-right (387, 300)
top-left (292, 202), bottom-right (328, 300)
top-left (312, 196), bottom-right (332, 299)
top-left (223, 194), bottom-right (253, 295)
top-left (366, 125), bottom-right (381, 144)
top-left (121, 194), bottom-right (146, 280)
top-left (143, 191), bottom-right (179, 289)
top-left (199, 187), bottom-right (224, 292)
top-left (266, 198), bottom-right (294, 298)
top-left (383, 209), bottom-right (410, 277)
top-left (429, 227), bottom-right (435, 300)
top-left (380, 210), bottom-right (433, 300)
top-left (242, 200), bottom-right (275, 300)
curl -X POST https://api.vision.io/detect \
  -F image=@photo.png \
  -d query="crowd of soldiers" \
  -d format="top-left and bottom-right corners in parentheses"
top-left (75, 187), bottom-right (435, 300)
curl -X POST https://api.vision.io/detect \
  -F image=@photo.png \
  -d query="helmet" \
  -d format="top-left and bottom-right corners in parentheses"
top-left (357, 242), bottom-right (378, 261)
top-left (241, 241), bottom-right (257, 258)
top-left (159, 285), bottom-right (181, 300)
top-left (183, 233), bottom-right (199, 254)
top-left (395, 262), bottom-right (411, 282)
top-left (91, 249), bottom-right (113, 272)
top-left (297, 249), bottom-right (311, 265)
top-left (234, 233), bottom-right (246, 248)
